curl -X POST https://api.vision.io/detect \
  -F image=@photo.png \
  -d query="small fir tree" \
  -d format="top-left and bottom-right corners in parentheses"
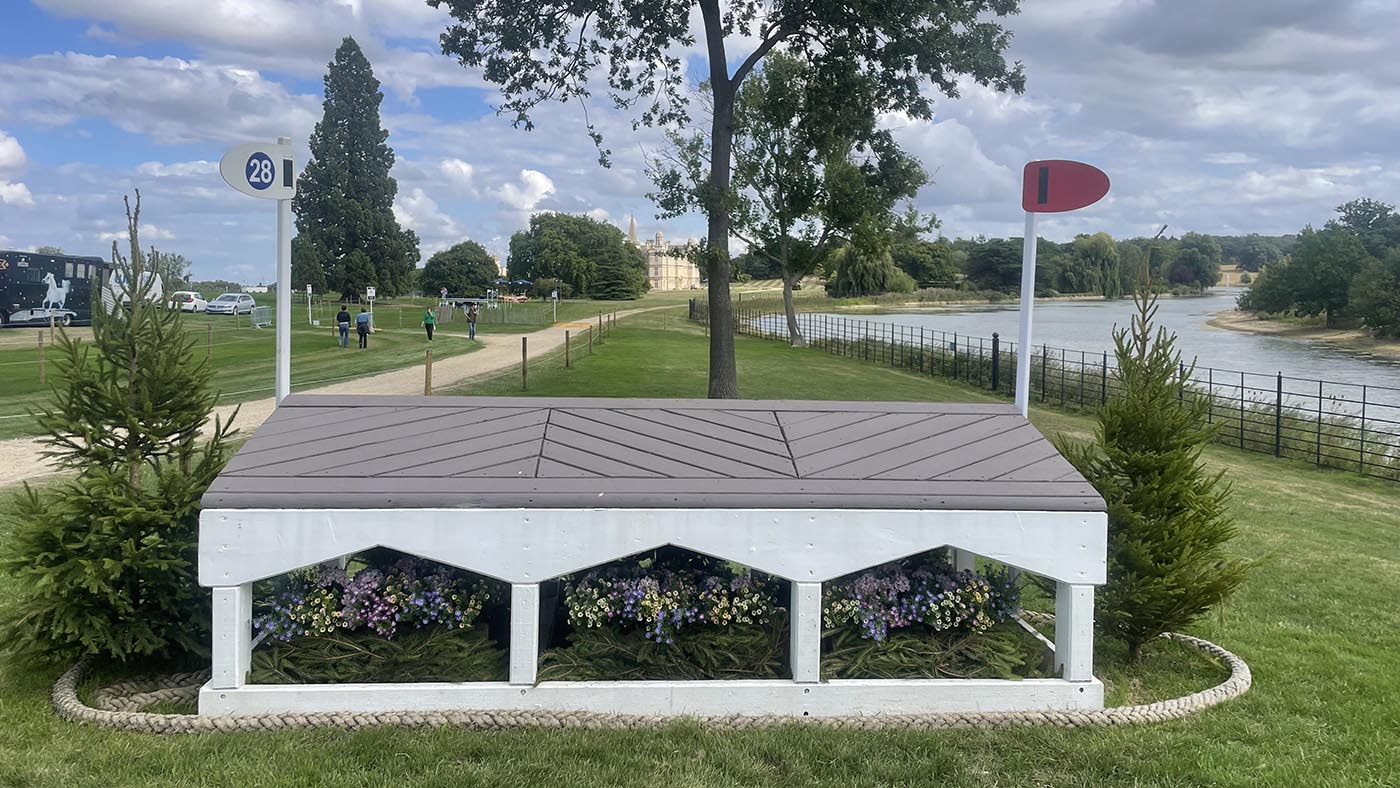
top-left (1, 191), bottom-right (236, 665)
top-left (1057, 277), bottom-right (1250, 661)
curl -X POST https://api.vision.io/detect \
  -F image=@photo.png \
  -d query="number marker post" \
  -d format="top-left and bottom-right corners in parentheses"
top-left (1015, 160), bottom-right (1110, 416)
top-left (220, 138), bottom-right (296, 403)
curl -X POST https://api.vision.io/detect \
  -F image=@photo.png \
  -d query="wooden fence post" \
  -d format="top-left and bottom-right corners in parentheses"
top-left (207, 322), bottom-right (213, 360)
top-left (424, 349), bottom-right (433, 396)
top-left (49, 311), bottom-right (55, 342)
top-left (588, 326), bottom-right (594, 355)
top-left (37, 332), bottom-right (45, 385)
top-left (597, 313), bottom-right (604, 344)
top-left (565, 330), bottom-right (571, 368)
top-left (522, 337), bottom-right (528, 390)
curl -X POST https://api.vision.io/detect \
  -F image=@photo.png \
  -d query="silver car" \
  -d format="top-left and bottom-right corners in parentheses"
top-left (206, 293), bottom-right (256, 315)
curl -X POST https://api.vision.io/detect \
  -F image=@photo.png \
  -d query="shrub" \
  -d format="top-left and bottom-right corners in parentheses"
top-left (1058, 284), bottom-right (1250, 660)
top-left (1, 192), bottom-right (235, 666)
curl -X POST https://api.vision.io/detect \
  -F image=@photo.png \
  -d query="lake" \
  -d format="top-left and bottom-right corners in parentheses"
top-left (750, 289), bottom-right (1400, 412)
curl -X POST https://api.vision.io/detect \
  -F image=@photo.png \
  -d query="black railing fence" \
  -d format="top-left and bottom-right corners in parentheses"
top-left (689, 298), bottom-right (1400, 482)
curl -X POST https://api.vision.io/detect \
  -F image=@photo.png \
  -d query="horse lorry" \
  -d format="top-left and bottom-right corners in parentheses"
top-left (0, 250), bottom-right (111, 328)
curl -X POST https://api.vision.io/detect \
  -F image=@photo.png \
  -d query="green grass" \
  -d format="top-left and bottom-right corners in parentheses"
top-left (0, 312), bottom-right (480, 440)
top-left (1, 311), bottom-right (1398, 786)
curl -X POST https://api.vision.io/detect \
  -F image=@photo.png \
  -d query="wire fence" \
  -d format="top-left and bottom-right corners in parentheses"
top-left (691, 298), bottom-right (1400, 482)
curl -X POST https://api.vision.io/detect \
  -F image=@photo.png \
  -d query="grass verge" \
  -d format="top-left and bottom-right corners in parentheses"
top-left (0, 309), bottom-right (1396, 786)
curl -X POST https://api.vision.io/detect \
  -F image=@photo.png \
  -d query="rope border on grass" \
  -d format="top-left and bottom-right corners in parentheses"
top-left (52, 627), bottom-right (1251, 734)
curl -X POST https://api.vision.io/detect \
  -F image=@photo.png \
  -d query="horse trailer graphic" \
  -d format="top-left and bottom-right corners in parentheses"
top-left (0, 250), bottom-right (111, 328)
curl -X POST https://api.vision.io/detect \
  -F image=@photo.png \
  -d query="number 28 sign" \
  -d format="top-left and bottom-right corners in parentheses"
top-left (220, 142), bottom-right (295, 200)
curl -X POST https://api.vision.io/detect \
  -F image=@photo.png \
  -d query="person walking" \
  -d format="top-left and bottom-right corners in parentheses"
top-left (467, 302), bottom-right (479, 341)
top-left (356, 307), bottom-right (371, 349)
top-left (423, 306), bottom-right (436, 341)
top-left (336, 304), bottom-right (352, 348)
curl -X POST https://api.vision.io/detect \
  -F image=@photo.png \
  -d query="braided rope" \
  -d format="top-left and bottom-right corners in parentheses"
top-left (52, 626), bottom-right (1250, 734)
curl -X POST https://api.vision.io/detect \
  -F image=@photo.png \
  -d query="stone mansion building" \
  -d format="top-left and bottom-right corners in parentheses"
top-left (629, 217), bottom-right (701, 291)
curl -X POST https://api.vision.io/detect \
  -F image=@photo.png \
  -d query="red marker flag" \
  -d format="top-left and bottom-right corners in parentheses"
top-left (1022, 160), bottom-right (1110, 213)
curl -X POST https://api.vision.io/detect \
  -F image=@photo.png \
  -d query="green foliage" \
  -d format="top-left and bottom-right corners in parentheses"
top-left (251, 626), bottom-right (506, 684)
top-left (962, 238), bottom-right (1023, 291)
top-left (824, 245), bottom-right (914, 298)
top-left (293, 37), bottom-right (419, 300)
top-left (1, 191), bottom-right (235, 666)
top-left (147, 249), bottom-right (192, 289)
top-left (419, 240), bottom-right (498, 298)
top-left (821, 623), bottom-right (1043, 680)
top-left (1057, 285), bottom-right (1249, 660)
top-left (290, 235), bottom-right (329, 293)
top-left (539, 617), bottom-right (788, 681)
top-left (1282, 226), bottom-right (1372, 326)
top-left (33, 245), bottom-right (64, 254)
top-left (1333, 197), bottom-right (1400, 258)
top-left (1350, 249), bottom-right (1400, 337)
top-left (1072, 232), bottom-right (1122, 298)
top-left (508, 213), bottom-right (645, 299)
top-left (529, 278), bottom-right (573, 299)
top-left (1167, 232), bottom-right (1222, 291)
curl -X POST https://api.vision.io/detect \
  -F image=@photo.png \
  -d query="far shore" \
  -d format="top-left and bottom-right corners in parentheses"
top-left (1207, 309), bottom-right (1400, 360)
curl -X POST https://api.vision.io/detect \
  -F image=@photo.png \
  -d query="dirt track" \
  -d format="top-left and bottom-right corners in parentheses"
top-left (0, 311), bottom-right (644, 488)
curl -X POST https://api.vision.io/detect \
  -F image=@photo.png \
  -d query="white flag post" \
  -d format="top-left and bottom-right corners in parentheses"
top-left (1013, 160), bottom-right (1110, 418)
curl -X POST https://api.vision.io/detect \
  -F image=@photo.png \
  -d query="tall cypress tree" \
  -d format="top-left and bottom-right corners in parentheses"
top-left (294, 37), bottom-right (418, 300)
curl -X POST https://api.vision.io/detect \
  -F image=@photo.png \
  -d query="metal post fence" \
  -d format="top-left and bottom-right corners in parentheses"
top-left (697, 304), bottom-right (1399, 482)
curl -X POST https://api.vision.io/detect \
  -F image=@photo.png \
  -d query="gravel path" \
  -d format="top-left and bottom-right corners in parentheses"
top-left (0, 310), bottom-right (646, 488)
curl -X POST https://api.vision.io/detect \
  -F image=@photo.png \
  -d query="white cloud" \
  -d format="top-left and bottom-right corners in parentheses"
top-left (586, 207), bottom-right (610, 222)
top-left (393, 187), bottom-right (460, 255)
top-left (438, 158), bottom-right (476, 193)
top-left (0, 131), bottom-right (28, 174)
top-left (135, 160), bottom-right (218, 177)
top-left (0, 53), bottom-right (321, 145)
top-left (97, 224), bottom-right (175, 242)
top-left (492, 169), bottom-right (555, 212)
top-left (0, 181), bottom-right (34, 207)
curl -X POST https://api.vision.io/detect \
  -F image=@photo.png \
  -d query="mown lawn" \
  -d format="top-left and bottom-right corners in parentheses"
top-left (0, 311), bottom-right (480, 440)
top-left (0, 308), bottom-right (1396, 787)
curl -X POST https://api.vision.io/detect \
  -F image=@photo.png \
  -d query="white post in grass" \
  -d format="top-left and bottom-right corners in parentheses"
top-left (275, 135), bottom-right (293, 404)
top-left (210, 584), bottom-right (253, 689)
top-left (1054, 582), bottom-right (1095, 682)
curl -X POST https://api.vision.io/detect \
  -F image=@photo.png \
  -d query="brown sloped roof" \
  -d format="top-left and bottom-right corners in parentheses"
top-left (202, 395), bottom-right (1104, 511)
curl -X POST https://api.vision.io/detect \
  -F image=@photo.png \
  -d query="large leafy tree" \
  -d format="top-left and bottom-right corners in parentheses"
top-left (1333, 197), bottom-right (1400, 258)
top-left (290, 235), bottom-right (329, 294)
top-left (1287, 226), bottom-right (1372, 327)
top-left (1168, 232), bottom-right (1222, 291)
top-left (420, 240), bottom-right (500, 297)
top-left (1071, 232), bottom-right (1121, 298)
top-left (508, 213), bottom-right (647, 299)
top-left (1349, 249), bottom-right (1400, 337)
top-left (653, 53), bottom-right (926, 346)
top-left (294, 37), bottom-right (419, 300)
top-left (431, 0), bottom-right (1025, 397)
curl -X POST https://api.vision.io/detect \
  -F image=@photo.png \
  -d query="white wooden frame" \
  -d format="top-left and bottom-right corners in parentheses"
top-left (199, 508), bottom-right (1105, 717)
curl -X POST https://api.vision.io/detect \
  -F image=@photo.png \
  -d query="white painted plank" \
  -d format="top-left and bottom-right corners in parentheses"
top-left (1055, 583), bottom-right (1095, 682)
top-left (510, 584), bottom-right (540, 685)
top-left (210, 584), bottom-right (252, 690)
top-left (790, 582), bottom-right (821, 683)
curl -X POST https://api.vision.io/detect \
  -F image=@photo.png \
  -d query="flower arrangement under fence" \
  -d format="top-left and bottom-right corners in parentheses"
top-left (822, 558), bottom-right (1019, 642)
top-left (562, 562), bottom-right (781, 644)
top-left (255, 558), bottom-right (495, 642)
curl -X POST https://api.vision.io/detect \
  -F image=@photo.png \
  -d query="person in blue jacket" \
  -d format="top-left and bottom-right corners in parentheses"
top-left (355, 307), bottom-right (372, 349)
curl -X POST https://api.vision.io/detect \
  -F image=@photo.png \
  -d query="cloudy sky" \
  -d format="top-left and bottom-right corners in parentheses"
top-left (1, 0), bottom-right (1396, 284)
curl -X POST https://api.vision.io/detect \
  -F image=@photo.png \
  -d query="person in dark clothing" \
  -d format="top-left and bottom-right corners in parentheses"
top-left (467, 302), bottom-right (479, 340)
top-left (336, 305), bottom-right (352, 348)
top-left (355, 307), bottom-right (371, 349)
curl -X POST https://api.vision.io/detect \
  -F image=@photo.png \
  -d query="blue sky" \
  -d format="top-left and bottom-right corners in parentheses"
top-left (2, 0), bottom-right (1399, 284)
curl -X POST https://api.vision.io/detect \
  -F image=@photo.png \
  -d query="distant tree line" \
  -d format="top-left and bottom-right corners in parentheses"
top-left (1239, 197), bottom-right (1400, 335)
top-left (507, 213), bottom-right (649, 300)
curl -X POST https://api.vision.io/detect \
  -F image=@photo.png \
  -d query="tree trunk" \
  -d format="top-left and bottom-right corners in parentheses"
top-left (782, 272), bottom-right (807, 348)
top-left (701, 0), bottom-right (739, 399)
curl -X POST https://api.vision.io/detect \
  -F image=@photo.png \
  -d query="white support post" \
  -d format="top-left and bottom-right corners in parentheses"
top-left (1054, 583), bottom-right (1095, 682)
top-left (953, 548), bottom-right (976, 573)
top-left (509, 583), bottom-right (540, 686)
top-left (790, 582), bottom-right (822, 683)
top-left (1014, 210), bottom-right (1039, 417)
top-left (210, 584), bottom-right (253, 690)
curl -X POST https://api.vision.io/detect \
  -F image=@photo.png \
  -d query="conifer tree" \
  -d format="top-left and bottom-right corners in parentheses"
top-left (294, 37), bottom-right (418, 299)
top-left (1058, 277), bottom-right (1249, 660)
top-left (1, 191), bottom-right (236, 665)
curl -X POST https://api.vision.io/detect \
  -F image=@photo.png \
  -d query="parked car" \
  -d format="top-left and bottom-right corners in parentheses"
top-left (207, 293), bottom-right (257, 315)
top-left (166, 291), bottom-right (208, 312)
